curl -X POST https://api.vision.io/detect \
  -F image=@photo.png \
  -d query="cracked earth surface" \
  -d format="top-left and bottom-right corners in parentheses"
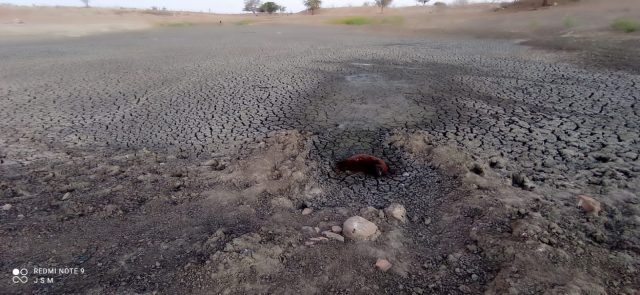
top-left (1, 26), bottom-right (638, 191)
top-left (1, 25), bottom-right (639, 294)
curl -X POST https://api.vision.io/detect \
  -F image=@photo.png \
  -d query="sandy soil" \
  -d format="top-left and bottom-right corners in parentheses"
top-left (0, 5), bottom-right (246, 37)
top-left (2, 0), bottom-right (640, 39)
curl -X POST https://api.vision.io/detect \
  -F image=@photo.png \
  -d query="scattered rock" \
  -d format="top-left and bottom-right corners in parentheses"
top-left (301, 208), bottom-right (313, 215)
top-left (322, 231), bottom-right (345, 242)
top-left (359, 206), bottom-right (380, 219)
top-left (203, 159), bottom-right (219, 166)
top-left (331, 225), bottom-right (342, 233)
top-left (512, 173), bottom-right (535, 191)
top-left (470, 163), bottom-right (484, 175)
top-left (1, 204), bottom-right (11, 211)
top-left (309, 237), bottom-right (328, 242)
top-left (591, 231), bottom-right (606, 243)
top-left (203, 159), bottom-right (226, 171)
top-left (577, 195), bottom-right (601, 216)
top-left (342, 216), bottom-right (380, 241)
top-left (489, 156), bottom-right (506, 169)
top-left (375, 258), bottom-right (392, 272)
top-left (301, 226), bottom-right (317, 235)
top-left (458, 284), bottom-right (471, 293)
top-left (270, 197), bottom-right (293, 209)
top-left (384, 203), bottom-right (407, 223)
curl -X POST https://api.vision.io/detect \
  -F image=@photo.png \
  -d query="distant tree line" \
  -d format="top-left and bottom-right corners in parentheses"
top-left (244, 0), bottom-right (324, 15)
top-left (243, 0), bottom-right (288, 14)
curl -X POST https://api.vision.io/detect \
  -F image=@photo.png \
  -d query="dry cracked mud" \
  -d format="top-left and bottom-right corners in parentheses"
top-left (0, 25), bottom-right (639, 294)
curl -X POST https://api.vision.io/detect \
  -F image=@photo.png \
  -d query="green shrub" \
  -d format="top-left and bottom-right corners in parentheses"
top-left (331, 16), bottom-right (404, 26)
top-left (611, 18), bottom-right (639, 33)
top-left (235, 19), bottom-right (253, 26)
top-left (563, 16), bottom-right (577, 29)
top-left (332, 16), bottom-right (372, 25)
top-left (159, 21), bottom-right (194, 27)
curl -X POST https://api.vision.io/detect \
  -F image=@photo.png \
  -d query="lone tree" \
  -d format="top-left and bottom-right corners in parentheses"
top-left (304, 0), bottom-right (322, 15)
top-left (279, 6), bottom-right (287, 13)
top-left (259, 2), bottom-right (280, 14)
top-left (80, 0), bottom-right (89, 8)
top-left (243, 0), bottom-right (261, 14)
top-left (375, 0), bottom-right (392, 13)
top-left (416, 0), bottom-right (429, 5)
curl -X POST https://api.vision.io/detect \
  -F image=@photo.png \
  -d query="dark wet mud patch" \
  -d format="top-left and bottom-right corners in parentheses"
top-left (307, 129), bottom-right (458, 210)
top-left (294, 60), bottom-right (470, 210)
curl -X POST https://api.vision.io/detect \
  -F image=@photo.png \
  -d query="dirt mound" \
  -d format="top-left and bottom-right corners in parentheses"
top-left (390, 130), bottom-right (640, 295)
top-left (1, 130), bottom-right (638, 293)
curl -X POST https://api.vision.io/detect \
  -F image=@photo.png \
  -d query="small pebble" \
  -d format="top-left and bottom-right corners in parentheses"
top-left (322, 231), bottom-right (345, 242)
top-left (375, 259), bottom-right (392, 272)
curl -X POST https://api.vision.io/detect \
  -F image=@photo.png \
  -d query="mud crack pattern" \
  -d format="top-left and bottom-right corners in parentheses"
top-left (1, 26), bottom-right (639, 192)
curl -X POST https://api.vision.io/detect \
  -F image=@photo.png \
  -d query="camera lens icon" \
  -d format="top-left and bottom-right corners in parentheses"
top-left (12, 268), bottom-right (28, 284)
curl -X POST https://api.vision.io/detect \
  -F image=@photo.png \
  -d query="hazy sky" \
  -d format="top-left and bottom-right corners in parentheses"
top-left (3, 0), bottom-right (482, 13)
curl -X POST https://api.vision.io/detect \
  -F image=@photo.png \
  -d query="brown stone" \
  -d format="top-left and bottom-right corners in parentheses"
top-left (577, 195), bottom-right (601, 216)
top-left (375, 259), bottom-right (392, 272)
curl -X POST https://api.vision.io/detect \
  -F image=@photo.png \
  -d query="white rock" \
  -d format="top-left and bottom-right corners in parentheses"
top-left (302, 208), bottom-right (313, 215)
top-left (322, 231), bottom-right (345, 242)
top-left (385, 203), bottom-right (407, 223)
top-left (342, 216), bottom-right (379, 241)
top-left (331, 225), bottom-right (342, 233)
top-left (62, 192), bottom-right (71, 200)
top-left (1, 204), bottom-right (12, 211)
